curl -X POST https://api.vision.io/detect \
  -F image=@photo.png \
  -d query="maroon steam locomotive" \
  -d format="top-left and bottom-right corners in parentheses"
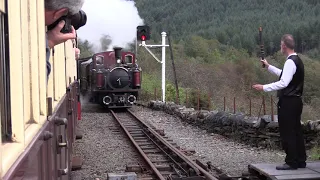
top-left (78, 47), bottom-right (141, 108)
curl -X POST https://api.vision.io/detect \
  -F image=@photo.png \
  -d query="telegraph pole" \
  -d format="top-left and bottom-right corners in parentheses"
top-left (167, 32), bottom-right (179, 104)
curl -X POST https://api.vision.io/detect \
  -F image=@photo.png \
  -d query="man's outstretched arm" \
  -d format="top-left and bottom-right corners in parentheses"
top-left (261, 59), bottom-right (282, 77)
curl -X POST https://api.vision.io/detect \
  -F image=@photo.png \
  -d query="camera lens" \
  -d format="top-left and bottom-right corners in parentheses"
top-left (71, 10), bottom-right (87, 30)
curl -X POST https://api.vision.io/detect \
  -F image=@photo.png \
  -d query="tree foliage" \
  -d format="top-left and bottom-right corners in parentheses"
top-left (135, 0), bottom-right (320, 57)
top-left (78, 38), bottom-right (94, 58)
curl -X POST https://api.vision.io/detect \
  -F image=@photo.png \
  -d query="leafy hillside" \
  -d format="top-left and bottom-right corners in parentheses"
top-left (135, 0), bottom-right (320, 57)
top-left (132, 0), bottom-right (320, 120)
top-left (77, 1), bottom-right (320, 120)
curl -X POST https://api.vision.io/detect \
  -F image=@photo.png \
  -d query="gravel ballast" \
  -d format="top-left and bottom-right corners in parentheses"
top-left (131, 106), bottom-right (287, 176)
top-left (71, 104), bottom-right (146, 180)
top-left (72, 103), bottom-right (311, 178)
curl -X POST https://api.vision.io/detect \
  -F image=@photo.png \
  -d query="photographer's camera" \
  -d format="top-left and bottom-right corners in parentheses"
top-left (47, 10), bottom-right (87, 33)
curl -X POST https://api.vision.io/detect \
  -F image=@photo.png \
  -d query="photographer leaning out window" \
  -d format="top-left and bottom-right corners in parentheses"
top-left (44, 0), bottom-right (86, 81)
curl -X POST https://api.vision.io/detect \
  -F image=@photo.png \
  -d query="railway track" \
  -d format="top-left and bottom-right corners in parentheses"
top-left (110, 109), bottom-right (220, 180)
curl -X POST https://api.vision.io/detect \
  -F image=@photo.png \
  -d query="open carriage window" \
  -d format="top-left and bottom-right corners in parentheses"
top-left (124, 55), bottom-right (133, 64)
top-left (0, 7), bottom-right (12, 142)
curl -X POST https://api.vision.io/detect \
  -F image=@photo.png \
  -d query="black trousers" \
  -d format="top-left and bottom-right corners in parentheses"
top-left (277, 96), bottom-right (307, 168)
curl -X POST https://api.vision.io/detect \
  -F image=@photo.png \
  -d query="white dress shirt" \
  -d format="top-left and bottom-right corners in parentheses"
top-left (263, 53), bottom-right (297, 92)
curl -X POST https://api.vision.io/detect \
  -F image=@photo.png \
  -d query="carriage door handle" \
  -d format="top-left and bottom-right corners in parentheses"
top-left (55, 117), bottom-right (69, 176)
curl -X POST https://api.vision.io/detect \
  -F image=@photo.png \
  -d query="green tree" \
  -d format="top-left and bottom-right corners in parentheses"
top-left (78, 38), bottom-right (94, 58)
top-left (135, 0), bottom-right (320, 57)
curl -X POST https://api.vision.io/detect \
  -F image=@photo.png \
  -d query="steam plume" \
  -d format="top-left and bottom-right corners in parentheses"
top-left (77, 0), bottom-right (144, 52)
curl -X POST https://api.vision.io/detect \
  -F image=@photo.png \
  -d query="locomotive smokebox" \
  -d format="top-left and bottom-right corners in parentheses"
top-left (114, 47), bottom-right (122, 60)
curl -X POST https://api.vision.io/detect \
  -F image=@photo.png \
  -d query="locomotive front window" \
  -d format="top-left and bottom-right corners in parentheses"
top-left (96, 55), bottom-right (104, 65)
top-left (0, 8), bottom-right (11, 142)
top-left (124, 55), bottom-right (133, 64)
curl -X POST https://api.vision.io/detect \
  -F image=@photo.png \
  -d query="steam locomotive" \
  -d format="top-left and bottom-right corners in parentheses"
top-left (77, 47), bottom-right (141, 108)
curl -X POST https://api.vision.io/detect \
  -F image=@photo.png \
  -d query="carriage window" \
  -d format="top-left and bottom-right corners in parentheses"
top-left (124, 55), bottom-right (133, 64)
top-left (0, 10), bottom-right (11, 142)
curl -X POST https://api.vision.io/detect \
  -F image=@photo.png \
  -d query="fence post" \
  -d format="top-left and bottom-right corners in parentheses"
top-left (154, 87), bottom-right (157, 101)
top-left (224, 97), bottom-right (226, 111)
top-left (271, 96), bottom-right (274, 121)
top-left (233, 97), bottom-right (236, 114)
top-left (249, 98), bottom-right (251, 116)
top-left (197, 89), bottom-right (200, 111)
top-left (262, 96), bottom-right (266, 115)
top-left (175, 86), bottom-right (179, 104)
top-left (185, 90), bottom-right (188, 107)
top-left (208, 92), bottom-right (211, 110)
top-left (176, 93), bottom-right (179, 104)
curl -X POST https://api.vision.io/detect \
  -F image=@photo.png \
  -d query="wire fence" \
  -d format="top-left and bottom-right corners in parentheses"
top-left (140, 88), bottom-right (278, 120)
top-left (140, 87), bottom-right (320, 122)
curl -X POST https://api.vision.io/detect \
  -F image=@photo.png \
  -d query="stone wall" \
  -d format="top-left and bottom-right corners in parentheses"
top-left (147, 101), bottom-right (320, 150)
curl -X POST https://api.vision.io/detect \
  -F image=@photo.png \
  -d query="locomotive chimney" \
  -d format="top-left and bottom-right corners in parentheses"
top-left (114, 47), bottom-right (122, 60)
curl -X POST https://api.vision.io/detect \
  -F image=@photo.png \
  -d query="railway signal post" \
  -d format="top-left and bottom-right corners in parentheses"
top-left (137, 25), bottom-right (169, 102)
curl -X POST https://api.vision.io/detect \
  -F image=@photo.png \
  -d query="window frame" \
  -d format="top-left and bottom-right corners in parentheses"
top-left (124, 54), bottom-right (133, 64)
top-left (95, 55), bottom-right (104, 65)
top-left (0, 0), bottom-right (4, 13)
top-left (0, 1), bottom-right (11, 142)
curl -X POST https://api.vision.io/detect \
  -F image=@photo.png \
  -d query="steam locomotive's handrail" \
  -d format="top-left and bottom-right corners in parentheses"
top-left (77, 56), bottom-right (92, 61)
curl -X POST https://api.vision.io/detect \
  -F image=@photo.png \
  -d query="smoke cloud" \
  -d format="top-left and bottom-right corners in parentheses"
top-left (77, 0), bottom-right (144, 52)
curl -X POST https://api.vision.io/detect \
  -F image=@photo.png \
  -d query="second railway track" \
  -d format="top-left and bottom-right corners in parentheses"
top-left (110, 109), bottom-right (220, 180)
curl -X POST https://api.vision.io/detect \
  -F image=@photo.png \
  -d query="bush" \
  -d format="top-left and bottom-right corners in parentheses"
top-left (139, 73), bottom-right (161, 101)
top-left (186, 88), bottom-right (210, 110)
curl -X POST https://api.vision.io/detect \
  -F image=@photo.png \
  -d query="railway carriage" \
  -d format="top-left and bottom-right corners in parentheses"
top-left (0, 0), bottom-right (81, 179)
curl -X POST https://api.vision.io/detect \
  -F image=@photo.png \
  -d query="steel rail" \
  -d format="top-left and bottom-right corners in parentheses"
top-left (141, 128), bottom-right (189, 176)
top-left (110, 110), bottom-right (166, 180)
top-left (127, 109), bottom-right (219, 180)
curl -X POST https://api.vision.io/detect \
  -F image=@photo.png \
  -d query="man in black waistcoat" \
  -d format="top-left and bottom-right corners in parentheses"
top-left (252, 34), bottom-right (306, 170)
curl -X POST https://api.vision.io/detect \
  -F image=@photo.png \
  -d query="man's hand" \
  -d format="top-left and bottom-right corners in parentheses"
top-left (261, 58), bottom-right (270, 68)
top-left (252, 84), bottom-right (264, 91)
top-left (47, 20), bottom-right (76, 49)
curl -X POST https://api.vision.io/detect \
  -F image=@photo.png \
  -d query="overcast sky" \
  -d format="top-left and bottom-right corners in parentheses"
top-left (77, 0), bottom-right (144, 51)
